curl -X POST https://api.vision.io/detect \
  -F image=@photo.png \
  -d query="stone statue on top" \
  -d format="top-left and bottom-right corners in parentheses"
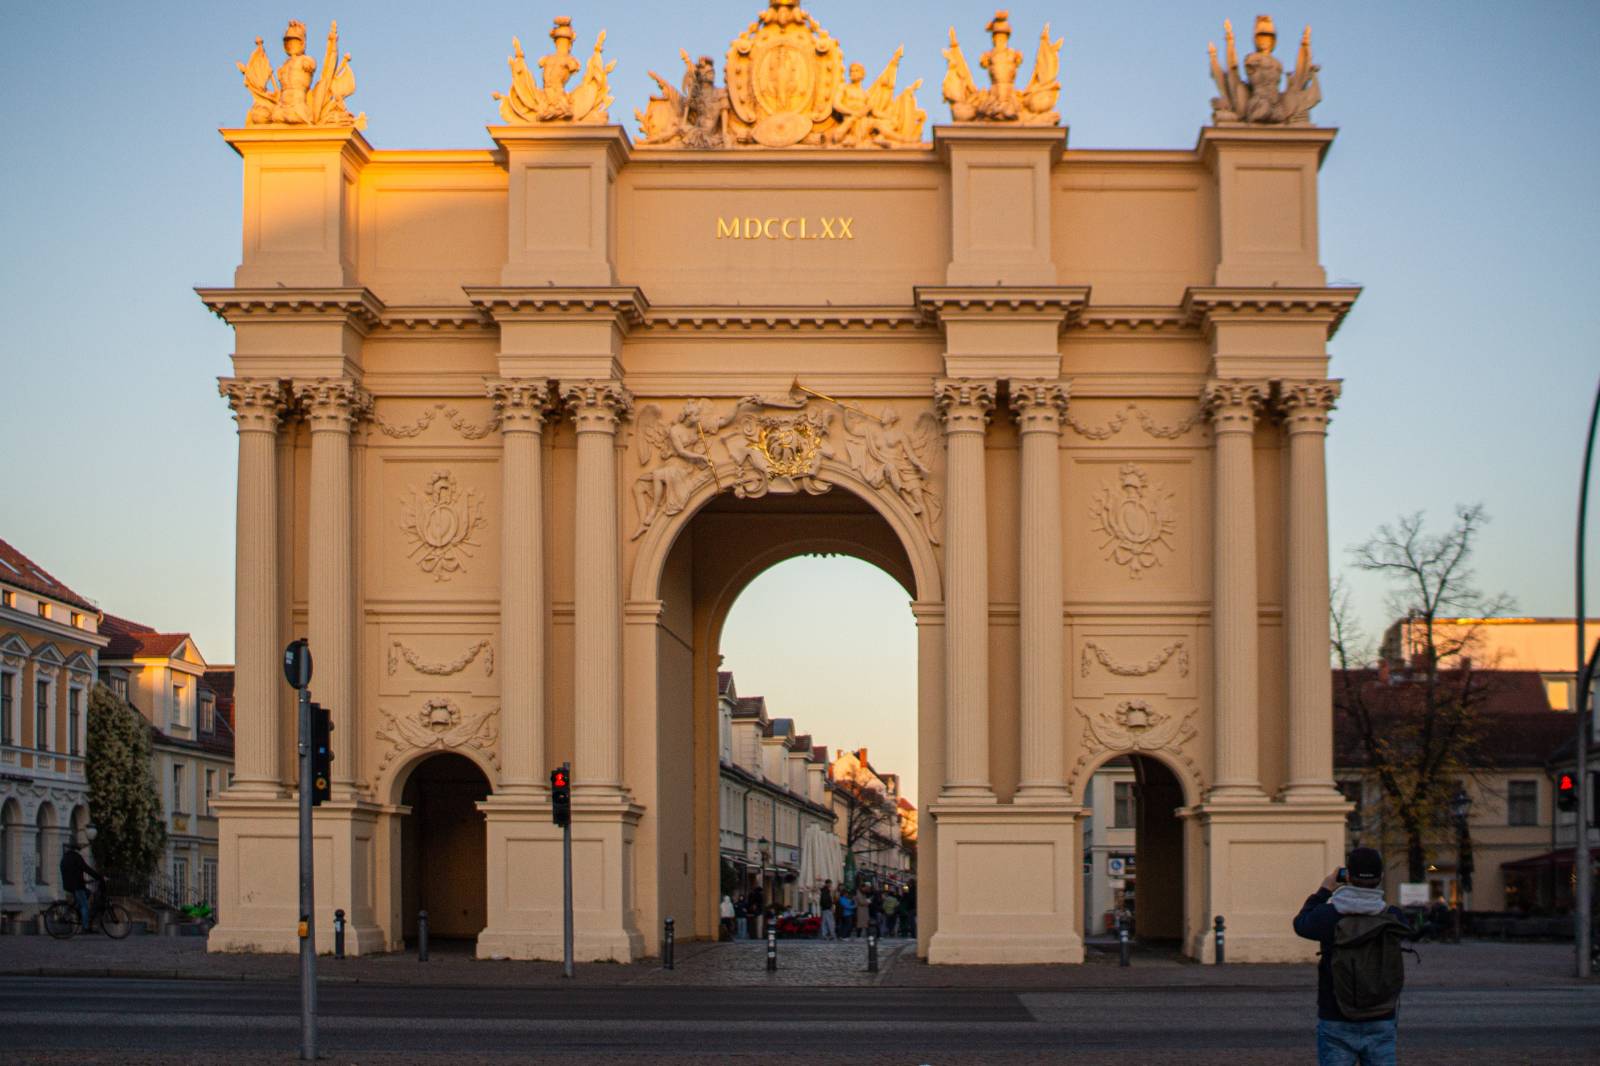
top-left (942, 10), bottom-right (1062, 125)
top-left (494, 17), bottom-right (615, 125)
top-left (1208, 15), bottom-right (1321, 125)
top-left (238, 20), bottom-right (365, 129)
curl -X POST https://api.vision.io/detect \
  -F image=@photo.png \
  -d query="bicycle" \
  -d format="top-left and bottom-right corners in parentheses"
top-left (43, 886), bottom-right (131, 939)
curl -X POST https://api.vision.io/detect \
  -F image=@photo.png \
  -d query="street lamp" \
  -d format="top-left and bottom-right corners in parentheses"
top-left (1576, 369), bottom-right (1600, 977)
top-left (1451, 787), bottom-right (1474, 942)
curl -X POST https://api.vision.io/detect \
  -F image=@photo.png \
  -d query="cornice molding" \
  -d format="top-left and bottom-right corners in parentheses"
top-left (464, 287), bottom-right (649, 330)
top-left (1077, 308), bottom-right (1195, 333)
top-left (1181, 286), bottom-right (1361, 339)
top-left (915, 286), bottom-right (1091, 328)
top-left (196, 287), bottom-right (386, 333)
top-left (378, 306), bottom-right (491, 332)
top-left (642, 306), bottom-right (928, 333)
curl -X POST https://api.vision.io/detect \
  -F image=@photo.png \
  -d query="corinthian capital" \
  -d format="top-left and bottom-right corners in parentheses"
top-left (1201, 378), bottom-right (1269, 432)
top-left (935, 377), bottom-right (997, 433)
top-left (1276, 380), bottom-right (1343, 433)
top-left (218, 377), bottom-right (288, 432)
top-left (293, 377), bottom-right (373, 432)
top-left (486, 377), bottom-right (554, 431)
top-left (561, 379), bottom-right (634, 432)
top-left (1010, 379), bottom-right (1070, 433)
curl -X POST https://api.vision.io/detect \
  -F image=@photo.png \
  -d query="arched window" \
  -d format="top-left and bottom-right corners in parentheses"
top-left (0, 799), bottom-right (21, 885)
top-left (35, 803), bottom-right (57, 889)
top-left (70, 804), bottom-right (89, 852)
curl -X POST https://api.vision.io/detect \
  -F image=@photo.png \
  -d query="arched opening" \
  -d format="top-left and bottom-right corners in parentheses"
top-left (35, 802), bottom-right (58, 892)
top-left (1082, 754), bottom-right (1186, 952)
top-left (69, 805), bottom-right (89, 851)
top-left (0, 799), bottom-right (21, 887)
top-left (716, 555), bottom-right (917, 939)
top-left (641, 481), bottom-right (930, 946)
top-left (399, 753), bottom-right (491, 946)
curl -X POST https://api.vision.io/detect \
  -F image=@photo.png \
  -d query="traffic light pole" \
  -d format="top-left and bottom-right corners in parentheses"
top-left (1576, 371), bottom-right (1598, 980)
top-left (297, 683), bottom-right (318, 1058)
top-left (562, 761), bottom-right (574, 979)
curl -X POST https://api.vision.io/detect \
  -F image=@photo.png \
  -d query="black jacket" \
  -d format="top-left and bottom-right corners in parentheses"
top-left (1292, 887), bottom-right (1407, 1022)
top-left (60, 850), bottom-right (100, 893)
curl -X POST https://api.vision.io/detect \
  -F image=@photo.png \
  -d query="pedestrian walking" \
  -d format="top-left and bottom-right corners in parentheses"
top-left (853, 884), bottom-right (870, 939)
top-left (839, 888), bottom-right (856, 936)
top-left (882, 891), bottom-right (899, 937)
top-left (868, 886), bottom-right (884, 937)
top-left (1292, 847), bottom-right (1414, 1066)
top-left (719, 894), bottom-right (735, 941)
top-left (818, 879), bottom-right (836, 940)
top-left (748, 885), bottom-right (765, 939)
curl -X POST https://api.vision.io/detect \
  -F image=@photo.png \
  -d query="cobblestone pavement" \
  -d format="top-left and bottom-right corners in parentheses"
top-left (0, 931), bottom-right (1586, 990)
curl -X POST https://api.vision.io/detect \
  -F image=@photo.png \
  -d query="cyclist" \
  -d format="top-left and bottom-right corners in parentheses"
top-left (59, 838), bottom-right (102, 930)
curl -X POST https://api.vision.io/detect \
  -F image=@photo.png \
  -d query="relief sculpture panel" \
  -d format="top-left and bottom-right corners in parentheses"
top-left (377, 459), bottom-right (499, 596)
top-left (1066, 457), bottom-right (1200, 599)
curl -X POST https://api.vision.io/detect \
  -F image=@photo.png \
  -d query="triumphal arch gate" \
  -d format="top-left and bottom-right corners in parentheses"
top-left (206, 4), bottom-right (1356, 964)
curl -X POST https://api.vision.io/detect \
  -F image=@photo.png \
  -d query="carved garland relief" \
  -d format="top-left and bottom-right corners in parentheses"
top-left (1089, 464), bottom-right (1177, 577)
top-left (374, 403), bottom-right (500, 441)
top-left (399, 470), bottom-right (487, 580)
top-left (376, 698), bottom-right (499, 772)
top-left (387, 640), bottom-right (495, 678)
top-left (1080, 640), bottom-right (1189, 679)
top-left (1064, 402), bottom-right (1204, 441)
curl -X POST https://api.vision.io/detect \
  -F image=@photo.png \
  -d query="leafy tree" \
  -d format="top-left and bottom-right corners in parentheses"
top-left (86, 682), bottom-right (166, 887)
top-left (1332, 505), bottom-right (1512, 883)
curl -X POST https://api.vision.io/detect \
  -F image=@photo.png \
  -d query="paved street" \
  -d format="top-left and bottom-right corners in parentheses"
top-left (2, 939), bottom-right (1598, 1063)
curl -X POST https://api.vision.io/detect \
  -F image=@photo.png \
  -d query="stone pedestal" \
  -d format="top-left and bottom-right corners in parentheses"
top-left (476, 798), bottom-right (643, 961)
top-left (927, 803), bottom-right (1083, 964)
top-left (208, 796), bottom-right (385, 956)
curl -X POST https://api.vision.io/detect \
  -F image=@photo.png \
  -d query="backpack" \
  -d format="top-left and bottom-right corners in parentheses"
top-left (1329, 913), bottom-right (1415, 1020)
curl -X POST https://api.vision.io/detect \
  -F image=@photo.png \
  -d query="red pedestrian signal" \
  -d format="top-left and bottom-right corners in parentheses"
top-left (551, 764), bottom-right (572, 828)
top-left (1558, 772), bottom-right (1578, 812)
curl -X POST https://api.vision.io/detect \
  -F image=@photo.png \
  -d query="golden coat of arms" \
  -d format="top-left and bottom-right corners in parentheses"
top-left (725, 0), bottom-right (843, 146)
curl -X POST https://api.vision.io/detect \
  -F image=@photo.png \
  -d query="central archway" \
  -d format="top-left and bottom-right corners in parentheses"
top-left (399, 752), bottom-right (492, 945)
top-left (624, 461), bottom-right (942, 953)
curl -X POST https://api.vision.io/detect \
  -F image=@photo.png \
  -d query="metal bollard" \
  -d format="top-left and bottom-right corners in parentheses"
top-left (867, 930), bottom-right (878, 973)
top-left (1118, 914), bottom-right (1131, 967)
top-left (417, 910), bottom-right (429, 962)
top-left (663, 917), bottom-right (675, 970)
top-left (1213, 915), bottom-right (1226, 965)
top-left (333, 909), bottom-right (346, 960)
top-left (766, 923), bottom-right (777, 972)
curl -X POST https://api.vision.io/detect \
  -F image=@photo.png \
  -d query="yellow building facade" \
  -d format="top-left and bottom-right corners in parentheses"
top-left (205, 5), bottom-right (1356, 964)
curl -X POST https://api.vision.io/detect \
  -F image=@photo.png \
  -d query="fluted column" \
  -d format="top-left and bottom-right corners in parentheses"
top-left (1013, 380), bottom-right (1070, 801)
top-left (295, 378), bottom-right (371, 794)
top-left (1279, 380), bottom-right (1343, 800)
top-left (489, 378), bottom-right (553, 794)
top-left (219, 378), bottom-right (286, 793)
top-left (563, 380), bottom-right (634, 797)
top-left (1202, 380), bottom-right (1269, 802)
top-left (935, 378), bottom-right (997, 802)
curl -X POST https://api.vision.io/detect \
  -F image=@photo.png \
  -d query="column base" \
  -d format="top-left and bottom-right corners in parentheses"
top-left (475, 796), bottom-right (644, 962)
top-left (1193, 798), bottom-right (1348, 963)
top-left (926, 801), bottom-right (1082, 965)
top-left (1280, 781), bottom-right (1347, 804)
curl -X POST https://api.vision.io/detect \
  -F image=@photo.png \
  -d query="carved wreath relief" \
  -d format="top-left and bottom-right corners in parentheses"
top-left (377, 698), bottom-right (499, 772)
top-left (1090, 464), bottom-right (1177, 577)
top-left (387, 640), bottom-right (494, 678)
top-left (1068, 700), bottom-right (1203, 796)
top-left (400, 470), bottom-right (487, 580)
top-left (1080, 639), bottom-right (1189, 679)
top-left (631, 387), bottom-right (943, 541)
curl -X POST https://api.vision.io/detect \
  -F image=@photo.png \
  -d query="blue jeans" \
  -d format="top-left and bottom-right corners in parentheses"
top-left (73, 888), bottom-right (91, 930)
top-left (1317, 1018), bottom-right (1397, 1066)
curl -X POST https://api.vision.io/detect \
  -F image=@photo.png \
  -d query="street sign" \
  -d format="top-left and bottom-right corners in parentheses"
top-left (1107, 856), bottom-right (1126, 877)
top-left (1399, 882), bottom-right (1429, 907)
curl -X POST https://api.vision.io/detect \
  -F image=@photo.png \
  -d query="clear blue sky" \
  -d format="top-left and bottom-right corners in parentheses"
top-left (4, 3), bottom-right (1598, 797)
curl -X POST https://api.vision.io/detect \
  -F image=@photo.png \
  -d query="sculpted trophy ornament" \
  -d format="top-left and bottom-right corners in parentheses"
top-left (942, 10), bottom-right (1062, 124)
top-left (636, 0), bottom-right (925, 148)
top-left (1208, 15), bottom-right (1321, 125)
top-left (376, 697), bottom-right (499, 772)
top-left (494, 17), bottom-right (615, 125)
top-left (238, 20), bottom-right (366, 129)
top-left (399, 470), bottom-right (487, 580)
top-left (1090, 464), bottom-right (1177, 578)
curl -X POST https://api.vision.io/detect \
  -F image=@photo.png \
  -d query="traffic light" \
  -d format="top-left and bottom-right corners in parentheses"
top-left (310, 703), bottom-right (333, 806)
top-left (551, 765), bottom-right (571, 828)
top-left (1558, 772), bottom-right (1578, 812)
